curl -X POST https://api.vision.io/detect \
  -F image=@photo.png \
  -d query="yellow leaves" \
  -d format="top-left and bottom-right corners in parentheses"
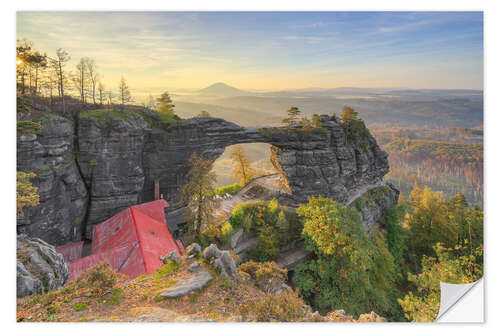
top-left (17, 171), bottom-right (40, 216)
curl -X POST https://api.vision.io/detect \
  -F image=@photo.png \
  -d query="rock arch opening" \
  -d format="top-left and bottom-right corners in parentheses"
top-left (211, 142), bottom-right (278, 188)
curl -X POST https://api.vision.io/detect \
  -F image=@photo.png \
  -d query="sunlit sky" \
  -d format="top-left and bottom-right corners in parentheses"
top-left (17, 11), bottom-right (483, 95)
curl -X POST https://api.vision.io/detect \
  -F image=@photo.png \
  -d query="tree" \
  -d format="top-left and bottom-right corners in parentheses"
top-left (292, 196), bottom-right (401, 318)
top-left (156, 91), bottom-right (176, 125)
top-left (299, 116), bottom-right (313, 131)
top-left (84, 58), bottom-right (99, 104)
top-left (198, 110), bottom-right (210, 117)
top-left (405, 186), bottom-right (457, 268)
top-left (404, 186), bottom-right (483, 272)
top-left (106, 90), bottom-right (114, 107)
top-left (398, 243), bottom-right (483, 322)
top-left (17, 171), bottom-right (40, 216)
top-left (73, 58), bottom-right (88, 103)
top-left (16, 39), bottom-right (34, 94)
top-left (52, 48), bottom-right (70, 113)
top-left (282, 106), bottom-right (301, 128)
top-left (311, 114), bottom-right (322, 128)
top-left (28, 51), bottom-right (47, 95)
top-left (118, 76), bottom-right (133, 107)
top-left (181, 154), bottom-right (217, 239)
top-left (230, 145), bottom-right (256, 185)
top-left (157, 91), bottom-right (175, 113)
top-left (340, 106), bottom-right (368, 143)
top-left (97, 82), bottom-right (105, 105)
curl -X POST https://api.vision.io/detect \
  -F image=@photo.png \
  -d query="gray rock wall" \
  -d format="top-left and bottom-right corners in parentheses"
top-left (17, 115), bottom-right (88, 246)
top-left (18, 111), bottom-right (394, 242)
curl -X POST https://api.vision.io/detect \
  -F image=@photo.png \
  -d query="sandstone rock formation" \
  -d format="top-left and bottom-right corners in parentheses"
top-left (202, 244), bottom-right (238, 280)
top-left (17, 234), bottom-right (69, 297)
top-left (77, 114), bottom-right (392, 230)
top-left (18, 107), bottom-right (395, 243)
top-left (17, 114), bottom-right (88, 245)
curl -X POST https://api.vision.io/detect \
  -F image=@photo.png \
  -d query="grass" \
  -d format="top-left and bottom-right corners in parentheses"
top-left (74, 303), bottom-right (89, 311)
top-left (16, 255), bottom-right (373, 323)
top-left (80, 108), bottom-right (156, 129)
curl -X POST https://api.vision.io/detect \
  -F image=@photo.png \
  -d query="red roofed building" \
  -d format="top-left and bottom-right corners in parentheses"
top-left (57, 199), bottom-right (185, 281)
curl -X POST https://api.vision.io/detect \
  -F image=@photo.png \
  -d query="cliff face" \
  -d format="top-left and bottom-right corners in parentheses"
top-left (18, 110), bottom-right (396, 243)
top-left (17, 115), bottom-right (88, 245)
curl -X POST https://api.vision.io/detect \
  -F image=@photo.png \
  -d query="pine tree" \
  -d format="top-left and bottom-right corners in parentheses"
top-left (311, 114), bottom-right (322, 128)
top-left (282, 106), bottom-right (302, 128)
top-left (181, 154), bottom-right (217, 239)
top-left (118, 76), bottom-right (133, 107)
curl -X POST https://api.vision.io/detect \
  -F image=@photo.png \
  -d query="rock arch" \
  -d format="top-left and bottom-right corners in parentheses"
top-left (19, 112), bottom-right (393, 243)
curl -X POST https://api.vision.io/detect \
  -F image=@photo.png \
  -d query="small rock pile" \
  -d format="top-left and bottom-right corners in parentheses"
top-left (202, 244), bottom-right (238, 280)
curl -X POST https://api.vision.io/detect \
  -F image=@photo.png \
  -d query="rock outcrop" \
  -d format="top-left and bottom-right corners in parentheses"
top-left (348, 182), bottom-right (400, 230)
top-left (17, 114), bottom-right (88, 245)
top-left (17, 234), bottom-right (69, 297)
top-left (159, 269), bottom-right (213, 298)
top-left (19, 109), bottom-right (395, 242)
top-left (202, 244), bottom-right (239, 280)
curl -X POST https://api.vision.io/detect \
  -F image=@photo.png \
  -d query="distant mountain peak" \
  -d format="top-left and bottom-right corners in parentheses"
top-left (198, 82), bottom-right (247, 96)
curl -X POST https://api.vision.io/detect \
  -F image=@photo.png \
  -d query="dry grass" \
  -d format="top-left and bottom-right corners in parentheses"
top-left (16, 257), bottom-right (384, 322)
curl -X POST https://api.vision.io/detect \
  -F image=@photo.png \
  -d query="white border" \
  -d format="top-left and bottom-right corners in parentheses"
top-left (2, 1), bottom-right (498, 332)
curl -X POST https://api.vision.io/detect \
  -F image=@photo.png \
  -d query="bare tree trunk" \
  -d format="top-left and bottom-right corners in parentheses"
top-left (59, 61), bottom-right (65, 114)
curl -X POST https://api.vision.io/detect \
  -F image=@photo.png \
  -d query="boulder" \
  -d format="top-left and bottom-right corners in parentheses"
top-left (16, 234), bottom-right (69, 297)
top-left (188, 261), bottom-right (201, 273)
top-left (159, 269), bottom-right (212, 298)
top-left (202, 243), bottom-right (223, 260)
top-left (203, 244), bottom-right (238, 280)
top-left (160, 250), bottom-right (180, 265)
top-left (213, 251), bottom-right (238, 280)
top-left (186, 242), bottom-right (201, 256)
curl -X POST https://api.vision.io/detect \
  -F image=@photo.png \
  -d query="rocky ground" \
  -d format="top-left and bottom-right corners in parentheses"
top-left (16, 243), bottom-right (386, 323)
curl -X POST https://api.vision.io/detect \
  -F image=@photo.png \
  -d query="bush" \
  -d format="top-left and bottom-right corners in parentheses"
top-left (74, 262), bottom-right (124, 292)
top-left (214, 183), bottom-right (242, 196)
top-left (239, 260), bottom-right (287, 284)
top-left (254, 225), bottom-right (280, 261)
top-left (220, 221), bottom-right (233, 247)
top-left (74, 303), bottom-right (89, 311)
top-left (241, 290), bottom-right (307, 322)
top-left (230, 201), bottom-right (263, 229)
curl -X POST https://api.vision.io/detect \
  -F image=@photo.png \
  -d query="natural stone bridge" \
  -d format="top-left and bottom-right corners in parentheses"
top-left (17, 111), bottom-right (393, 245)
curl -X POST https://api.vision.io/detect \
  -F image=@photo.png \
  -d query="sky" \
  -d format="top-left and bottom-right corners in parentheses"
top-left (16, 11), bottom-right (483, 95)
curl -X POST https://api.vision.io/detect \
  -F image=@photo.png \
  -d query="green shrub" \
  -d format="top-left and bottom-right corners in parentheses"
top-left (72, 217), bottom-right (81, 227)
top-left (220, 221), bottom-right (233, 247)
top-left (254, 225), bottom-right (280, 261)
top-left (74, 303), bottom-right (89, 311)
top-left (214, 183), bottom-right (242, 196)
top-left (46, 305), bottom-right (59, 314)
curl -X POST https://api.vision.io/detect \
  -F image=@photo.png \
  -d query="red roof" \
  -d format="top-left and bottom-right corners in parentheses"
top-left (64, 199), bottom-right (184, 281)
top-left (56, 241), bottom-right (84, 262)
